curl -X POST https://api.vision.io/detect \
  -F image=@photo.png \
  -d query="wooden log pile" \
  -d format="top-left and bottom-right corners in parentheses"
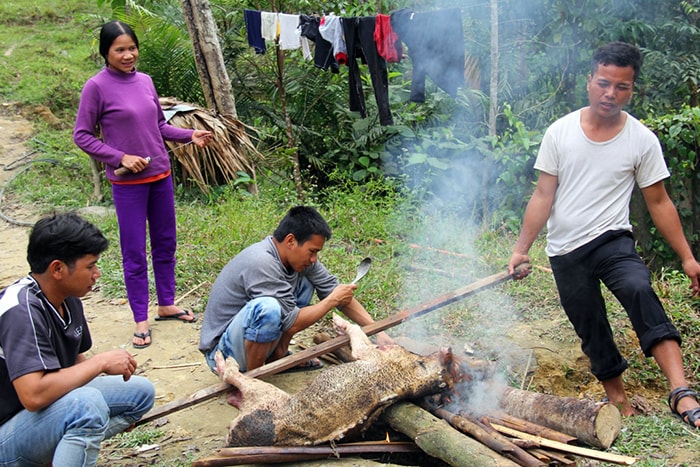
top-left (191, 361), bottom-right (637, 466)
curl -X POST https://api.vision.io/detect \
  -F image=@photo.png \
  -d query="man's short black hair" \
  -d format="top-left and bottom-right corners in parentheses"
top-left (591, 41), bottom-right (642, 81)
top-left (273, 206), bottom-right (332, 245)
top-left (27, 212), bottom-right (110, 273)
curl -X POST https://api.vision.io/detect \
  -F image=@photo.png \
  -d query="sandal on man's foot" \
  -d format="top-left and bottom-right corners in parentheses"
top-left (133, 329), bottom-right (152, 349)
top-left (668, 386), bottom-right (700, 428)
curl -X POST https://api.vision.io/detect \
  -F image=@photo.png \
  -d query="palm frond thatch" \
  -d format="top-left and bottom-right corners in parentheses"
top-left (160, 97), bottom-right (262, 194)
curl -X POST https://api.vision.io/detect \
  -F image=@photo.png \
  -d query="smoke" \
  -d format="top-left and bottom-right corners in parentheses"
top-left (387, 1), bottom-right (545, 411)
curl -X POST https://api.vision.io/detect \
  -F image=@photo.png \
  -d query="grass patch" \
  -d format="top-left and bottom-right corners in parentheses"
top-left (0, 0), bottom-right (105, 115)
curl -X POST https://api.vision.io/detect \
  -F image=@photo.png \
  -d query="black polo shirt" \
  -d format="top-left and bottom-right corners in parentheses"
top-left (0, 276), bottom-right (92, 425)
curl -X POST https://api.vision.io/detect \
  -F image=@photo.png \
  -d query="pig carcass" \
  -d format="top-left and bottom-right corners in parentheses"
top-left (215, 314), bottom-right (459, 446)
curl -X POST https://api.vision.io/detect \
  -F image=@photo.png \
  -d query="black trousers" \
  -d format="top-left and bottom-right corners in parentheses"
top-left (549, 230), bottom-right (681, 381)
top-left (343, 16), bottom-right (393, 126)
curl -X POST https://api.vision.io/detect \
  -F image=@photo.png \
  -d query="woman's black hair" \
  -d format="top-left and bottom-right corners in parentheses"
top-left (99, 20), bottom-right (139, 65)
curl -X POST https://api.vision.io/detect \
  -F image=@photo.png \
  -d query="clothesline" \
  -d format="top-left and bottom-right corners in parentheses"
top-left (243, 9), bottom-right (466, 125)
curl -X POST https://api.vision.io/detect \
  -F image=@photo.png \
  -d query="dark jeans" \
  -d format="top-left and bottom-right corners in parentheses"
top-left (549, 230), bottom-right (681, 381)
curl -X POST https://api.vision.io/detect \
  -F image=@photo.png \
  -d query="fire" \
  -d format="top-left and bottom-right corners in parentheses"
top-left (384, 431), bottom-right (390, 443)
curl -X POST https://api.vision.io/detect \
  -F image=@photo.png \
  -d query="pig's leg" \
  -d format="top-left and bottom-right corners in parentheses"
top-left (215, 351), bottom-right (290, 408)
top-left (332, 314), bottom-right (374, 360)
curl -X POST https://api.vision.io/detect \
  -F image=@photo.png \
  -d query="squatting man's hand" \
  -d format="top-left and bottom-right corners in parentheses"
top-left (97, 349), bottom-right (139, 382)
top-left (329, 283), bottom-right (357, 308)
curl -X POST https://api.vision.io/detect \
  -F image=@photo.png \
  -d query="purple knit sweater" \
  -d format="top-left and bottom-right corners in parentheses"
top-left (73, 66), bottom-right (193, 181)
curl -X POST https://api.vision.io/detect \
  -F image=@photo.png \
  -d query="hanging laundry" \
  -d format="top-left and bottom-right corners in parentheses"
top-left (299, 15), bottom-right (340, 73)
top-left (374, 14), bottom-right (402, 63)
top-left (319, 14), bottom-right (347, 65)
top-left (244, 10), bottom-right (266, 54)
top-left (279, 13), bottom-right (301, 50)
top-left (261, 11), bottom-right (279, 41)
top-left (390, 9), bottom-right (465, 102)
top-left (299, 31), bottom-right (312, 61)
top-left (343, 16), bottom-right (393, 126)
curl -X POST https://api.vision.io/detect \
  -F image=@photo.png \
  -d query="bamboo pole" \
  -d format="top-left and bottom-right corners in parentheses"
top-left (190, 441), bottom-right (419, 466)
top-left (135, 265), bottom-right (527, 426)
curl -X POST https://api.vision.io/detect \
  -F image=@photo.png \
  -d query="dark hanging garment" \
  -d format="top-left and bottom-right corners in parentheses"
top-left (343, 16), bottom-right (393, 126)
top-left (299, 14), bottom-right (339, 73)
top-left (390, 9), bottom-right (465, 102)
top-left (244, 9), bottom-right (266, 54)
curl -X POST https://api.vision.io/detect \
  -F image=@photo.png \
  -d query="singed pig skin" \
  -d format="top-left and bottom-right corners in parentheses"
top-left (215, 314), bottom-right (456, 446)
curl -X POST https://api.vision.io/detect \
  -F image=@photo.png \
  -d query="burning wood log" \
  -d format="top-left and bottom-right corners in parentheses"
top-left (498, 387), bottom-right (622, 449)
top-left (382, 402), bottom-right (520, 467)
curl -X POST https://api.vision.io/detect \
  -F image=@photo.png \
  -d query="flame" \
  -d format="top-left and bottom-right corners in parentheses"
top-left (385, 431), bottom-right (390, 443)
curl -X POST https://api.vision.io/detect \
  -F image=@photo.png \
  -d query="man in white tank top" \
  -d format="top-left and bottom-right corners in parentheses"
top-left (508, 42), bottom-right (700, 428)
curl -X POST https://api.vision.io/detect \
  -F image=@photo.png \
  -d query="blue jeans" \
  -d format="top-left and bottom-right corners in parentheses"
top-left (0, 375), bottom-right (155, 466)
top-left (206, 278), bottom-right (314, 373)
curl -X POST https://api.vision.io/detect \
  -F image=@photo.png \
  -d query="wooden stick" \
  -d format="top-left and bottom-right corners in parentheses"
top-left (409, 243), bottom-right (473, 259)
top-left (420, 402), bottom-right (545, 467)
top-left (174, 281), bottom-right (208, 305)
top-left (529, 448), bottom-right (575, 465)
top-left (135, 265), bottom-right (526, 426)
top-left (152, 362), bottom-right (202, 370)
top-left (383, 402), bottom-right (520, 466)
top-left (190, 442), bottom-right (419, 466)
top-left (484, 413), bottom-right (577, 445)
top-left (489, 423), bottom-right (637, 465)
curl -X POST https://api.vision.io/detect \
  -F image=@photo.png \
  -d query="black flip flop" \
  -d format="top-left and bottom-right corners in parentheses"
top-left (155, 310), bottom-right (198, 323)
top-left (133, 329), bottom-right (152, 349)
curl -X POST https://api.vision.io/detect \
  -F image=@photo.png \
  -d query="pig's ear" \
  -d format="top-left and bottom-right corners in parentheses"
top-left (438, 347), bottom-right (455, 367)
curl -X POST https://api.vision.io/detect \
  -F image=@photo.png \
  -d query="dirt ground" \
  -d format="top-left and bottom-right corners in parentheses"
top-left (0, 111), bottom-right (695, 466)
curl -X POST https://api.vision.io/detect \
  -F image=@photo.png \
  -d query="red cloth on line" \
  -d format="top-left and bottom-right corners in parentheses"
top-left (374, 14), bottom-right (402, 63)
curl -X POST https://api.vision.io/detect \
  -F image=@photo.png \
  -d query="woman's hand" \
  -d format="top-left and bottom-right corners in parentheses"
top-left (120, 154), bottom-right (150, 173)
top-left (192, 129), bottom-right (212, 147)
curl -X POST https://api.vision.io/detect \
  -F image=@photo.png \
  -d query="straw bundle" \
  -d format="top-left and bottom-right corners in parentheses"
top-left (159, 97), bottom-right (261, 194)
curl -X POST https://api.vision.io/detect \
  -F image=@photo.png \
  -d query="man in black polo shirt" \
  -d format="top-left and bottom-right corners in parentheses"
top-left (0, 212), bottom-right (155, 466)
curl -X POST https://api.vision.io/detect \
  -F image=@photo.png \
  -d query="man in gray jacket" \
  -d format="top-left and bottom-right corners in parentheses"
top-left (199, 206), bottom-right (389, 373)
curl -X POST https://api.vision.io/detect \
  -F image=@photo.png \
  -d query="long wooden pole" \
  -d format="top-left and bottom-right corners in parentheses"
top-left (135, 265), bottom-right (526, 426)
top-left (191, 442), bottom-right (419, 466)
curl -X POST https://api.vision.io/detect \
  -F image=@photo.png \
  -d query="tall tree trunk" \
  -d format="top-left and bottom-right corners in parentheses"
top-left (274, 44), bottom-right (304, 200)
top-left (180, 0), bottom-right (237, 117)
top-left (482, 0), bottom-right (498, 226)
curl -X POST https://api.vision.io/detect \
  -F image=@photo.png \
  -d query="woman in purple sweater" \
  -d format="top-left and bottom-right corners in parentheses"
top-left (74, 21), bottom-right (211, 349)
